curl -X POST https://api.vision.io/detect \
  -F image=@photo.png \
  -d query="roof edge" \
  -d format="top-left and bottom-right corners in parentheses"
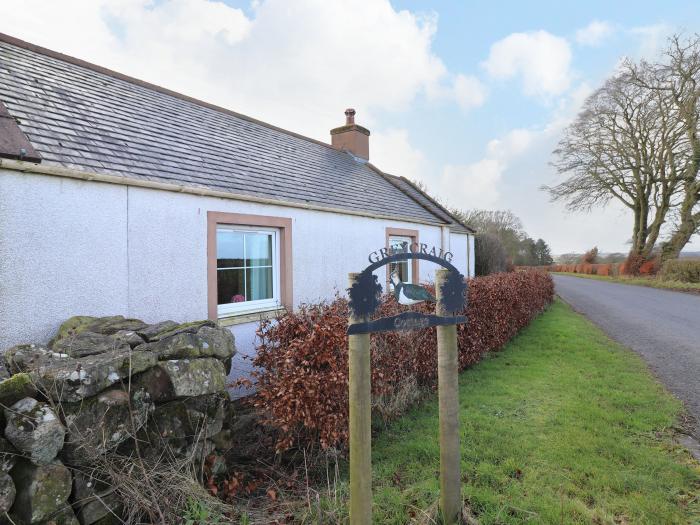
top-left (0, 158), bottom-right (450, 228)
top-left (0, 32), bottom-right (339, 154)
top-left (365, 162), bottom-right (452, 227)
top-left (367, 164), bottom-right (475, 233)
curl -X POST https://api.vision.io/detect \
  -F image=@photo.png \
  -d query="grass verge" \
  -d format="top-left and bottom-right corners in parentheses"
top-left (552, 272), bottom-right (700, 294)
top-left (302, 300), bottom-right (700, 524)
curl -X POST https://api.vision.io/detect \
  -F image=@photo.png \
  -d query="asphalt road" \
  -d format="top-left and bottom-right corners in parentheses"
top-left (553, 275), bottom-right (700, 437)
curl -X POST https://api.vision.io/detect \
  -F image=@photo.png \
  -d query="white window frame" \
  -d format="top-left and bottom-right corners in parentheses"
top-left (389, 235), bottom-right (413, 285)
top-left (216, 225), bottom-right (281, 318)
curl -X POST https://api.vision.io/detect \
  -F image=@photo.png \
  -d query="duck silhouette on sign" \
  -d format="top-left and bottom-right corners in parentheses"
top-left (390, 271), bottom-right (436, 305)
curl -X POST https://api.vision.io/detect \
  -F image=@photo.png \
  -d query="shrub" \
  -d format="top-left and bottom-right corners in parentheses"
top-left (597, 264), bottom-right (611, 276)
top-left (622, 254), bottom-right (645, 275)
top-left (250, 271), bottom-right (554, 452)
top-left (639, 257), bottom-right (660, 275)
top-left (660, 258), bottom-right (700, 283)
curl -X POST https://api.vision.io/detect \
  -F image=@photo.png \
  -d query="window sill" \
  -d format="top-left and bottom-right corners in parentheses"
top-left (217, 307), bottom-right (287, 327)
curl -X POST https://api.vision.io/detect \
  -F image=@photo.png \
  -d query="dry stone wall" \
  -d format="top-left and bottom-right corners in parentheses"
top-left (0, 315), bottom-right (236, 524)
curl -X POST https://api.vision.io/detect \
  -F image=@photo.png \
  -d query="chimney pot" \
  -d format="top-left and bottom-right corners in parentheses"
top-left (331, 108), bottom-right (370, 160)
top-left (345, 108), bottom-right (356, 125)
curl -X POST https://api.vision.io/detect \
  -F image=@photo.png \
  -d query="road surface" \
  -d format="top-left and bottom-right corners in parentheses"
top-left (553, 275), bottom-right (700, 437)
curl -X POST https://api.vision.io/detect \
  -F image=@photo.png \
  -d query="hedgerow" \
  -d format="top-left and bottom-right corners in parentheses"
top-left (660, 258), bottom-right (700, 283)
top-left (249, 270), bottom-right (554, 452)
top-left (550, 256), bottom-right (660, 276)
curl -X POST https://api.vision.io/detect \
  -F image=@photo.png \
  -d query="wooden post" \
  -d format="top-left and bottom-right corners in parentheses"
top-left (435, 269), bottom-right (461, 524)
top-left (348, 273), bottom-right (372, 525)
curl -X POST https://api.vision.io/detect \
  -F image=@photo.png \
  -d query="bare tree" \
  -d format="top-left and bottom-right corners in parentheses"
top-left (545, 63), bottom-right (685, 259)
top-left (630, 35), bottom-right (700, 261)
top-left (453, 209), bottom-right (525, 259)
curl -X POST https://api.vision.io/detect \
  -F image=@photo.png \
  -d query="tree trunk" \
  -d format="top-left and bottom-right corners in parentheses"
top-left (661, 193), bottom-right (700, 262)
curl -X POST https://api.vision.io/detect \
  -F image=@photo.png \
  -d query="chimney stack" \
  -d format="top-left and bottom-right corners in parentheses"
top-left (330, 108), bottom-right (369, 160)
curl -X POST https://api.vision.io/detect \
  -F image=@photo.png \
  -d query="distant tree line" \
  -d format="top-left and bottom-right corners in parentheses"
top-left (452, 209), bottom-right (554, 275)
top-left (544, 34), bottom-right (700, 268)
top-left (556, 250), bottom-right (628, 264)
top-left (407, 180), bottom-right (554, 275)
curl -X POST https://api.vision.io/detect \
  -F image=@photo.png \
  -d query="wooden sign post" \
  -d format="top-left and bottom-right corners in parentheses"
top-left (348, 272), bottom-right (372, 525)
top-left (347, 245), bottom-right (467, 525)
top-left (435, 269), bottom-right (461, 524)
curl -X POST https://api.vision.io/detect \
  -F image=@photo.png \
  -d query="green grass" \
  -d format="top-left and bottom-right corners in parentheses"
top-left (309, 300), bottom-right (700, 524)
top-left (552, 272), bottom-right (700, 293)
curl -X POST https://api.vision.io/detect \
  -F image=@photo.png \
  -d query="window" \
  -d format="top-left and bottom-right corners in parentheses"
top-left (216, 227), bottom-right (279, 316)
top-left (385, 227), bottom-right (419, 288)
top-left (207, 212), bottom-right (292, 321)
top-left (388, 236), bottom-right (413, 285)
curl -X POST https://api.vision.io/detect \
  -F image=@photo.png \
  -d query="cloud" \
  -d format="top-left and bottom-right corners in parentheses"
top-left (482, 30), bottom-right (572, 98)
top-left (0, 0), bottom-right (476, 140)
top-left (451, 74), bottom-right (487, 111)
top-left (437, 128), bottom-right (535, 210)
top-left (575, 20), bottom-right (614, 47)
top-left (629, 23), bottom-right (673, 58)
top-left (440, 160), bottom-right (502, 210)
top-left (371, 128), bottom-right (428, 183)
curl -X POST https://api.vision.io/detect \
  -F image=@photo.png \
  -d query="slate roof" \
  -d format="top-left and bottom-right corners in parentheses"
top-left (384, 175), bottom-right (473, 234)
top-left (0, 33), bottom-right (471, 230)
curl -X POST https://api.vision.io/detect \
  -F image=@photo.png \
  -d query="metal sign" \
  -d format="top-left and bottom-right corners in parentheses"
top-left (347, 244), bottom-right (468, 335)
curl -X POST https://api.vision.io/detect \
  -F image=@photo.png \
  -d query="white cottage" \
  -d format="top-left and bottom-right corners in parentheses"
top-left (0, 33), bottom-right (474, 383)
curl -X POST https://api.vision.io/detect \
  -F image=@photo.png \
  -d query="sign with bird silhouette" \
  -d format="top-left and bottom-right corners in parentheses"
top-left (347, 244), bottom-right (467, 334)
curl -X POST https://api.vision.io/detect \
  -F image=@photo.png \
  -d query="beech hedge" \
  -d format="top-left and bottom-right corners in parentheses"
top-left (250, 270), bottom-right (554, 452)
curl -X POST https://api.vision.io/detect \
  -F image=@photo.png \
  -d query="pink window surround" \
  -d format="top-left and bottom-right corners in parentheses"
top-left (207, 211), bottom-right (293, 320)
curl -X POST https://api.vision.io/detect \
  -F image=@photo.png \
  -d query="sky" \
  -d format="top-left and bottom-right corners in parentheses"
top-left (1, 0), bottom-right (699, 254)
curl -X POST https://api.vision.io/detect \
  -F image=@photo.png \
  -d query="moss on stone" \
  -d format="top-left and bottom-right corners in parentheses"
top-left (48, 316), bottom-right (96, 347)
top-left (10, 460), bottom-right (71, 523)
top-left (152, 319), bottom-right (215, 341)
top-left (0, 373), bottom-right (36, 407)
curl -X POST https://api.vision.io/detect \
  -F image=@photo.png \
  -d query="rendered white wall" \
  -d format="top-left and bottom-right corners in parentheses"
top-left (0, 170), bottom-right (129, 346)
top-left (0, 170), bottom-right (473, 391)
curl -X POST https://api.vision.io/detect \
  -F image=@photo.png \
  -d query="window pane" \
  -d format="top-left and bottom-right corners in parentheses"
top-left (390, 238), bottom-right (409, 254)
top-left (389, 260), bottom-right (410, 285)
top-left (217, 230), bottom-right (244, 268)
top-left (246, 233), bottom-right (272, 266)
top-left (217, 268), bottom-right (245, 304)
top-left (246, 267), bottom-right (273, 301)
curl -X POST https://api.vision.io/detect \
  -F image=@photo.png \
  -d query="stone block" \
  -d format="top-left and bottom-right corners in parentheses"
top-left (135, 359), bottom-right (225, 403)
top-left (62, 387), bottom-right (153, 463)
top-left (40, 505), bottom-right (80, 524)
top-left (0, 472), bottom-right (15, 514)
top-left (71, 472), bottom-right (122, 525)
top-left (135, 321), bottom-right (178, 342)
top-left (0, 373), bottom-right (38, 408)
top-left (5, 345), bottom-right (58, 374)
top-left (36, 349), bottom-right (157, 402)
top-left (49, 316), bottom-right (147, 350)
top-left (51, 333), bottom-right (130, 359)
top-left (112, 330), bottom-right (145, 348)
top-left (140, 393), bottom-right (226, 458)
top-left (5, 398), bottom-right (65, 465)
top-left (10, 459), bottom-right (72, 524)
top-left (145, 320), bottom-right (216, 342)
top-left (135, 326), bottom-right (235, 361)
top-left (0, 437), bottom-right (17, 472)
